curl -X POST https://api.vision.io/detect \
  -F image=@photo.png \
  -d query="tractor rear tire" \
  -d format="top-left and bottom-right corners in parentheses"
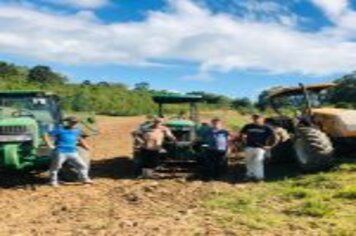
top-left (294, 127), bottom-right (334, 172)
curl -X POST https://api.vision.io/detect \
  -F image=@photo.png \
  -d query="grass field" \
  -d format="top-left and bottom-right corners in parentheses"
top-left (200, 109), bottom-right (249, 130)
top-left (201, 160), bottom-right (356, 236)
top-left (197, 111), bottom-right (356, 235)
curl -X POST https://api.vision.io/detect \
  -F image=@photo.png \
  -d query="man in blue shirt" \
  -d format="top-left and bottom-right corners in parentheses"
top-left (203, 118), bottom-right (230, 179)
top-left (44, 116), bottom-right (92, 187)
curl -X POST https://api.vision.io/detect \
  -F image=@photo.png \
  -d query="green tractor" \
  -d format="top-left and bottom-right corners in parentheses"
top-left (0, 90), bottom-right (96, 172)
top-left (133, 94), bottom-right (209, 178)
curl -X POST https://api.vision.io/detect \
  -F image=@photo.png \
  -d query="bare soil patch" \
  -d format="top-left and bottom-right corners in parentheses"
top-left (0, 116), bottom-right (232, 236)
top-left (0, 116), bottom-right (354, 236)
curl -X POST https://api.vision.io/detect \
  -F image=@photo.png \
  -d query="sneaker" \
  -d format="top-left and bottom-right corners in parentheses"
top-left (49, 181), bottom-right (59, 187)
top-left (243, 176), bottom-right (264, 183)
top-left (82, 179), bottom-right (94, 185)
top-left (141, 168), bottom-right (154, 179)
top-left (252, 178), bottom-right (264, 183)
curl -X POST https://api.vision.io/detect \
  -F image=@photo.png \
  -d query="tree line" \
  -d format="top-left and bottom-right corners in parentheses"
top-left (0, 61), bottom-right (156, 115)
top-left (0, 61), bottom-right (254, 115)
top-left (1, 61), bottom-right (354, 116)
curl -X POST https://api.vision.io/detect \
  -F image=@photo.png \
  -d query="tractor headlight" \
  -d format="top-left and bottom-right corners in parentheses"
top-left (0, 135), bottom-right (33, 142)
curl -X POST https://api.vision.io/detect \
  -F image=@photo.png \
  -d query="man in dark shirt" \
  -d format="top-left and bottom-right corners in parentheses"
top-left (240, 114), bottom-right (274, 181)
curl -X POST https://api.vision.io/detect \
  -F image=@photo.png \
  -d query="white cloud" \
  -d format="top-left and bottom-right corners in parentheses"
top-left (310, 0), bottom-right (356, 30)
top-left (196, 0), bottom-right (301, 27)
top-left (1, 0), bottom-right (356, 76)
top-left (311, 0), bottom-right (349, 18)
top-left (237, 0), bottom-right (288, 15)
top-left (42, 0), bottom-right (109, 9)
top-left (310, 0), bottom-right (356, 37)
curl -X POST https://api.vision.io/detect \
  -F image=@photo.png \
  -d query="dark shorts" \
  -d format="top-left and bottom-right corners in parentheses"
top-left (140, 149), bottom-right (161, 169)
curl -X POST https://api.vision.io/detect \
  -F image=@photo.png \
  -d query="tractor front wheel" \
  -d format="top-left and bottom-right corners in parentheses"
top-left (294, 127), bottom-right (334, 172)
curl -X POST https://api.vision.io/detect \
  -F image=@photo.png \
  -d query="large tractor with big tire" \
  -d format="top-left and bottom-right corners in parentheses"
top-left (133, 94), bottom-right (210, 178)
top-left (266, 83), bottom-right (356, 171)
top-left (0, 90), bottom-right (96, 172)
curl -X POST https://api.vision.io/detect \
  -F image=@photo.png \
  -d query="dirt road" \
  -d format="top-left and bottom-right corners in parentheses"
top-left (0, 116), bottom-right (236, 236)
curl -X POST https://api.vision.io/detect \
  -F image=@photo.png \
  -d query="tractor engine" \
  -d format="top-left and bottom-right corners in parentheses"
top-left (312, 108), bottom-right (356, 138)
top-left (163, 119), bottom-right (196, 160)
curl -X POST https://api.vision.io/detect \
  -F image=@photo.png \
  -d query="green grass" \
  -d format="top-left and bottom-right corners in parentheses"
top-left (283, 187), bottom-right (314, 199)
top-left (337, 162), bottom-right (356, 172)
top-left (289, 198), bottom-right (334, 217)
top-left (290, 173), bottom-right (342, 189)
top-left (200, 110), bottom-right (249, 131)
top-left (334, 186), bottom-right (356, 199)
top-left (200, 161), bottom-right (356, 235)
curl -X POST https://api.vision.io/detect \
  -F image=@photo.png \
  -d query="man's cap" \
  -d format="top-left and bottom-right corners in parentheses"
top-left (252, 113), bottom-right (264, 119)
top-left (63, 116), bottom-right (81, 124)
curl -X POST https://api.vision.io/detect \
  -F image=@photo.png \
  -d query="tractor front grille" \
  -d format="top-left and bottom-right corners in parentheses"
top-left (0, 126), bottom-right (30, 135)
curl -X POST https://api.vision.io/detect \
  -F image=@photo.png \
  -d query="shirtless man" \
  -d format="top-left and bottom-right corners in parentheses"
top-left (135, 117), bottom-right (176, 177)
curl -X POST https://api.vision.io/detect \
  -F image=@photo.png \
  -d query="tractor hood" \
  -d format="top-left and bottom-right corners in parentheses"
top-left (164, 119), bottom-right (195, 129)
top-left (0, 117), bottom-right (39, 145)
top-left (0, 117), bottom-right (37, 127)
top-left (312, 108), bottom-right (356, 138)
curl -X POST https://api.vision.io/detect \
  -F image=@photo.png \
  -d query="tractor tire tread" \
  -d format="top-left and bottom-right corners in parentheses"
top-left (294, 127), bottom-right (334, 172)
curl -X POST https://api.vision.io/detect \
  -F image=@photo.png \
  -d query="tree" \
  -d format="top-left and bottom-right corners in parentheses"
top-left (329, 72), bottom-right (356, 107)
top-left (231, 97), bottom-right (253, 109)
top-left (188, 91), bottom-right (230, 105)
top-left (28, 65), bottom-right (67, 85)
top-left (134, 82), bottom-right (150, 91)
top-left (256, 86), bottom-right (285, 110)
top-left (82, 80), bottom-right (92, 86)
top-left (111, 82), bottom-right (127, 89)
top-left (0, 62), bottom-right (18, 76)
top-left (71, 89), bottom-right (92, 112)
top-left (97, 81), bottom-right (110, 87)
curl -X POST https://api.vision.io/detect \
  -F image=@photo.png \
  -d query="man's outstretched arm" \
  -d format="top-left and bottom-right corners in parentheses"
top-left (78, 138), bottom-right (91, 151)
top-left (43, 133), bottom-right (55, 150)
top-left (164, 128), bottom-right (177, 142)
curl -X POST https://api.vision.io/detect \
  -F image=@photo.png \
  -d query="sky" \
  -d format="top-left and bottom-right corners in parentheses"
top-left (1, 0), bottom-right (356, 99)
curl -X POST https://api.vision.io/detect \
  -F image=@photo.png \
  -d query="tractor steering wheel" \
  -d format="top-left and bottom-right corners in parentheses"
top-left (12, 109), bottom-right (36, 118)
